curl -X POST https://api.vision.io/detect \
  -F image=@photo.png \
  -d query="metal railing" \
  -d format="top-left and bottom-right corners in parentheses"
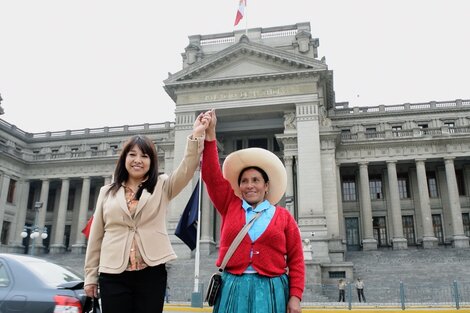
top-left (300, 280), bottom-right (470, 309)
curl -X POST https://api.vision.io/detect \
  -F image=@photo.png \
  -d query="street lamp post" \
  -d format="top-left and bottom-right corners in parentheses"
top-left (20, 201), bottom-right (48, 255)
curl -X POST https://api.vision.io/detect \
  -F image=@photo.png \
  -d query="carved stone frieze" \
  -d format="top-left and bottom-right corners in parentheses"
top-left (298, 217), bottom-right (327, 226)
top-left (185, 84), bottom-right (316, 105)
top-left (336, 140), bottom-right (470, 163)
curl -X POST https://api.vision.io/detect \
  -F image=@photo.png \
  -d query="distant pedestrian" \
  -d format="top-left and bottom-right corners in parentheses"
top-left (355, 277), bottom-right (366, 302)
top-left (338, 279), bottom-right (346, 302)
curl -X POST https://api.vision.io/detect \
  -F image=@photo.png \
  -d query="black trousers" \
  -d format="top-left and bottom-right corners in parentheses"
top-left (357, 288), bottom-right (366, 302)
top-left (99, 264), bottom-right (167, 313)
top-left (338, 289), bottom-right (345, 302)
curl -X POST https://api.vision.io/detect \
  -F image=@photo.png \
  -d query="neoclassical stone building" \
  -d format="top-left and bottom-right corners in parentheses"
top-left (1, 22), bottom-right (469, 283)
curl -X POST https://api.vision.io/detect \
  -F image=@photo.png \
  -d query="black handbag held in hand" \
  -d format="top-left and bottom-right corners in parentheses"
top-left (204, 212), bottom-right (261, 306)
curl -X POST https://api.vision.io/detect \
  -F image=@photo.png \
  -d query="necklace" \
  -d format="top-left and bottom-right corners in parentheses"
top-left (126, 190), bottom-right (136, 205)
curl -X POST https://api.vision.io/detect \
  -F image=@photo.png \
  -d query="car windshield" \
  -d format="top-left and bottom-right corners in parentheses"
top-left (26, 260), bottom-right (83, 286)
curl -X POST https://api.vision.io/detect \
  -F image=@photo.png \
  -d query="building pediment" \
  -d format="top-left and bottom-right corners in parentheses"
top-left (164, 36), bottom-right (328, 100)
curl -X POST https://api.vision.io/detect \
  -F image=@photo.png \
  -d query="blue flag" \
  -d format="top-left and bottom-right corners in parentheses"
top-left (175, 181), bottom-right (199, 250)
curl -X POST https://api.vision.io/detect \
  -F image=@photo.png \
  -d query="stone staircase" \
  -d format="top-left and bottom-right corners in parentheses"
top-left (43, 246), bottom-right (470, 304)
top-left (340, 246), bottom-right (470, 304)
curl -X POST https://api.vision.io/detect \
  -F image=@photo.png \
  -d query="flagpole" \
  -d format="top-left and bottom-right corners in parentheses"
top-left (244, 0), bottom-right (248, 36)
top-left (193, 168), bottom-right (203, 294)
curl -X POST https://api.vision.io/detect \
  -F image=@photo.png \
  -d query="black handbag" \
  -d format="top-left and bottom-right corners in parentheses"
top-left (92, 298), bottom-right (101, 313)
top-left (205, 213), bottom-right (261, 306)
top-left (205, 272), bottom-right (222, 306)
top-left (84, 297), bottom-right (101, 313)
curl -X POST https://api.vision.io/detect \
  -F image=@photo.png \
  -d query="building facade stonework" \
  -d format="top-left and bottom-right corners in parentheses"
top-left (0, 22), bottom-right (469, 284)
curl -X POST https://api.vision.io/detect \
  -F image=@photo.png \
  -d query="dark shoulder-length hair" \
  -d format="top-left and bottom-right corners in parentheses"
top-left (107, 135), bottom-right (159, 199)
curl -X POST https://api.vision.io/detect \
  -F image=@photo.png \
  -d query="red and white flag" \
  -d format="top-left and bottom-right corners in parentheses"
top-left (234, 0), bottom-right (246, 26)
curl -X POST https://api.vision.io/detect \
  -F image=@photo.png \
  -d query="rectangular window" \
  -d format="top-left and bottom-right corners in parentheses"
top-left (7, 179), bottom-right (16, 203)
top-left (397, 174), bottom-right (410, 199)
top-left (0, 221), bottom-right (10, 245)
top-left (341, 129), bottom-right (351, 140)
top-left (463, 213), bottom-right (470, 237)
top-left (456, 169), bottom-right (466, 196)
top-left (248, 138), bottom-right (268, 149)
top-left (427, 172), bottom-right (439, 198)
top-left (418, 124), bottom-right (429, 136)
top-left (432, 214), bottom-right (444, 244)
top-left (273, 138), bottom-right (280, 152)
top-left (329, 271), bottom-right (346, 279)
top-left (342, 177), bottom-right (357, 201)
top-left (365, 127), bottom-right (377, 139)
top-left (235, 139), bottom-right (243, 150)
top-left (369, 177), bottom-right (383, 200)
top-left (47, 190), bottom-right (57, 212)
top-left (373, 217), bottom-right (388, 246)
top-left (402, 215), bottom-right (416, 245)
top-left (444, 121), bottom-right (455, 133)
top-left (392, 125), bottom-right (402, 137)
top-left (67, 188), bottom-right (76, 211)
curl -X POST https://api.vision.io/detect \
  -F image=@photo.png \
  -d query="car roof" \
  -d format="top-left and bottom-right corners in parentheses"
top-left (0, 253), bottom-right (83, 288)
top-left (0, 253), bottom-right (50, 263)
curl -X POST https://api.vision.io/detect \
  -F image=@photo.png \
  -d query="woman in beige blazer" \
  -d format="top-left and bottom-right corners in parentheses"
top-left (84, 111), bottom-right (211, 313)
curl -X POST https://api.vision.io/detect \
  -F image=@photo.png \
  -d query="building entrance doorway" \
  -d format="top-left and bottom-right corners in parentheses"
top-left (345, 217), bottom-right (361, 251)
top-left (373, 216), bottom-right (388, 247)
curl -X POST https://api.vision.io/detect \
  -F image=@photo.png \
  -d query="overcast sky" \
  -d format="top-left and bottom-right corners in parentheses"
top-left (1, 0), bottom-right (469, 133)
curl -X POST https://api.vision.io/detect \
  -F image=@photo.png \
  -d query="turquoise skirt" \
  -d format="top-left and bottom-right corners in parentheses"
top-left (213, 272), bottom-right (289, 313)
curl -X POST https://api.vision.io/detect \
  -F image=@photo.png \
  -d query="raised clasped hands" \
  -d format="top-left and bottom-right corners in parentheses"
top-left (193, 110), bottom-right (213, 138)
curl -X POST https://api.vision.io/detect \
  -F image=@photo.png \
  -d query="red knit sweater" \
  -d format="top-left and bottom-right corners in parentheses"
top-left (202, 140), bottom-right (305, 300)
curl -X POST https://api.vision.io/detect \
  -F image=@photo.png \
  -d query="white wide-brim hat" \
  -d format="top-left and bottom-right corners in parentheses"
top-left (222, 148), bottom-right (287, 205)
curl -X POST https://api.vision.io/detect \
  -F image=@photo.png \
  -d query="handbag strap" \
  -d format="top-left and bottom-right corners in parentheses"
top-left (219, 212), bottom-right (262, 271)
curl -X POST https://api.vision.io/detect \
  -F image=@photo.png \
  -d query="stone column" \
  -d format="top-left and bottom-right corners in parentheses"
top-left (284, 155), bottom-right (295, 215)
top-left (10, 180), bottom-right (30, 251)
top-left (358, 162), bottom-right (377, 250)
top-left (50, 178), bottom-right (69, 254)
top-left (34, 179), bottom-right (50, 255)
top-left (104, 176), bottom-right (112, 185)
top-left (295, 102), bottom-right (330, 263)
top-left (0, 173), bottom-right (10, 237)
top-left (336, 163), bottom-right (346, 244)
top-left (444, 157), bottom-right (469, 248)
top-left (170, 112), bottom-right (199, 258)
top-left (199, 181), bottom-right (216, 255)
top-left (72, 177), bottom-right (91, 254)
top-left (386, 160), bottom-right (407, 249)
top-left (415, 159), bottom-right (438, 248)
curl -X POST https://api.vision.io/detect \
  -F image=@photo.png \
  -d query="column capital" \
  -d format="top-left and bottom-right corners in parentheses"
top-left (283, 155), bottom-right (294, 165)
top-left (415, 158), bottom-right (427, 163)
top-left (444, 156), bottom-right (456, 162)
top-left (386, 160), bottom-right (397, 165)
top-left (358, 161), bottom-right (369, 167)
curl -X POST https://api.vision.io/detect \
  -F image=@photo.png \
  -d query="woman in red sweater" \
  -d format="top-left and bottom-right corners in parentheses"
top-left (202, 109), bottom-right (304, 313)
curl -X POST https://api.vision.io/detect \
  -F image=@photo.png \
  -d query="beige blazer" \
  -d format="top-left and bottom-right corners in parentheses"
top-left (84, 135), bottom-right (203, 286)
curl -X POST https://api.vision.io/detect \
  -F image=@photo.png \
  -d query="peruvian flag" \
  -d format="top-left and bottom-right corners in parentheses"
top-left (234, 0), bottom-right (246, 26)
top-left (81, 215), bottom-right (93, 239)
